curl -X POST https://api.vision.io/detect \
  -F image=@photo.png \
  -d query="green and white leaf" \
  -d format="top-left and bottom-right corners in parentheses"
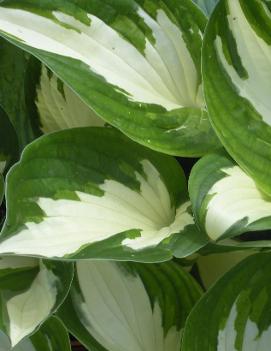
top-left (182, 252), bottom-right (271, 351)
top-left (192, 0), bottom-right (218, 16)
top-left (35, 64), bottom-right (104, 133)
top-left (203, 0), bottom-right (271, 195)
top-left (0, 0), bottom-right (219, 156)
top-left (0, 256), bottom-right (73, 346)
top-left (0, 127), bottom-right (204, 262)
top-left (0, 316), bottom-right (71, 351)
top-left (189, 152), bottom-right (271, 245)
top-left (59, 260), bottom-right (202, 351)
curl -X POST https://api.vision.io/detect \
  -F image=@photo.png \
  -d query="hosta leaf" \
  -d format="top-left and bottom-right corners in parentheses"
top-left (59, 260), bottom-right (202, 351)
top-left (0, 127), bottom-right (204, 262)
top-left (0, 39), bottom-right (103, 140)
top-left (192, 0), bottom-right (218, 16)
top-left (189, 152), bottom-right (271, 245)
top-left (33, 64), bottom-right (104, 133)
top-left (0, 0), bottom-right (220, 156)
top-left (0, 256), bottom-right (73, 346)
top-left (203, 0), bottom-right (271, 195)
top-left (0, 39), bottom-right (40, 149)
top-left (0, 316), bottom-right (71, 351)
top-left (182, 253), bottom-right (271, 351)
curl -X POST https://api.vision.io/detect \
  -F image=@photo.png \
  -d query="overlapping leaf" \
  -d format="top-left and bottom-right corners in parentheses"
top-left (0, 0), bottom-right (220, 156)
top-left (0, 256), bottom-right (73, 346)
top-left (203, 0), bottom-right (271, 195)
top-left (59, 260), bottom-right (202, 351)
top-left (189, 152), bottom-right (271, 247)
top-left (0, 317), bottom-right (71, 351)
top-left (31, 64), bottom-right (104, 133)
top-left (0, 127), bottom-right (206, 262)
top-left (182, 253), bottom-right (271, 351)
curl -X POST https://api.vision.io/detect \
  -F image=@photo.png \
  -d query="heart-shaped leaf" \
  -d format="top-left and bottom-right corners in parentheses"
top-left (0, 127), bottom-right (204, 262)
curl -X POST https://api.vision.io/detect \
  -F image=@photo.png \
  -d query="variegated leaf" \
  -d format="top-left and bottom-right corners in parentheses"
top-left (59, 260), bottom-right (202, 351)
top-left (203, 0), bottom-right (271, 195)
top-left (34, 64), bottom-right (104, 133)
top-left (0, 256), bottom-right (73, 346)
top-left (0, 0), bottom-right (220, 156)
top-left (0, 316), bottom-right (71, 351)
top-left (189, 152), bottom-right (271, 247)
top-left (0, 127), bottom-right (205, 262)
top-left (182, 253), bottom-right (271, 351)
top-left (0, 39), bottom-right (104, 139)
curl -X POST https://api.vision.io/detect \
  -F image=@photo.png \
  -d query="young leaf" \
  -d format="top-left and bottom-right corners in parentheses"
top-left (33, 64), bottom-right (104, 133)
top-left (59, 260), bottom-right (202, 351)
top-left (0, 0), bottom-right (220, 156)
top-left (189, 152), bottom-right (271, 245)
top-left (182, 253), bottom-right (271, 351)
top-left (0, 256), bottom-right (73, 346)
top-left (203, 0), bottom-right (271, 195)
top-left (0, 127), bottom-right (202, 262)
top-left (0, 316), bottom-right (71, 351)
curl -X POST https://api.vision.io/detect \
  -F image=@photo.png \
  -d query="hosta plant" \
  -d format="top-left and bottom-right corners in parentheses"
top-left (0, 0), bottom-right (270, 350)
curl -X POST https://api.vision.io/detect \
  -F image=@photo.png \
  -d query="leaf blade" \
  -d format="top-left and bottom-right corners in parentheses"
top-left (0, 127), bottom-right (201, 262)
top-left (0, 316), bottom-right (71, 351)
top-left (182, 253), bottom-right (271, 351)
top-left (0, 0), bottom-right (220, 156)
top-left (59, 260), bottom-right (202, 351)
top-left (202, 0), bottom-right (271, 195)
top-left (0, 256), bottom-right (73, 346)
top-left (189, 152), bottom-right (271, 246)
